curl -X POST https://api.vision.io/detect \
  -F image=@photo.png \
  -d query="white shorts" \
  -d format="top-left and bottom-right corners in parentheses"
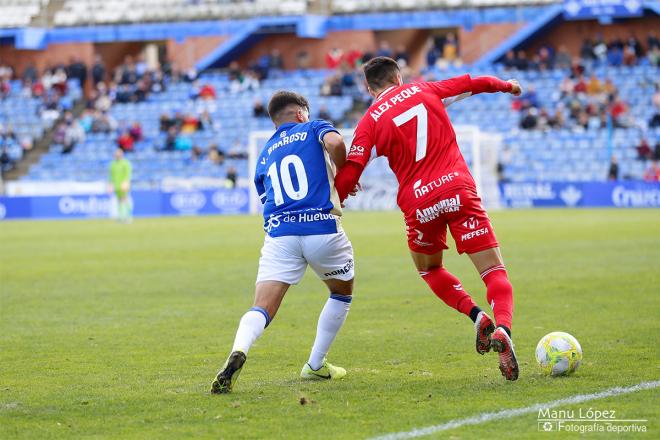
top-left (256, 231), bottom-right (354, 285)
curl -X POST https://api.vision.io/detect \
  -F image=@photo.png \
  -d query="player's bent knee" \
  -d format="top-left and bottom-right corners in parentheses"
top-left (324, 277), bottom-right (353, 295)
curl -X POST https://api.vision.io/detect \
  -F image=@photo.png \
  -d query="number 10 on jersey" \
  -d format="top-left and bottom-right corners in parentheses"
top-left (266, 154), bottom-right (309, 206)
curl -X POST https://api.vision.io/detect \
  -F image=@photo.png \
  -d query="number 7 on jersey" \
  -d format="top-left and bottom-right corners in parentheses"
top-left (392, 103), bottom-right (428, 162)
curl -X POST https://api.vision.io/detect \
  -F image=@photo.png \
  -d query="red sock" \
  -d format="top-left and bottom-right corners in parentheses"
top-left (420, 267), bottom-right (478, 317)
top-left (481, 265), bottom-right (514, 329)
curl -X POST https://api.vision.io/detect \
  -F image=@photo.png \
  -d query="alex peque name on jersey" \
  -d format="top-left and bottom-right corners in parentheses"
top-left (370, 85), bottom-right (422, 122)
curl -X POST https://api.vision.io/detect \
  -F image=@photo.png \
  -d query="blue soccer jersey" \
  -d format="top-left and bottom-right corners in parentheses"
top-left (255, 119), bottom-right (343, 237)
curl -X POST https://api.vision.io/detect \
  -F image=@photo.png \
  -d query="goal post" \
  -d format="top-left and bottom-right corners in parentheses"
top-left (248, 125), bottom-right (501, 214)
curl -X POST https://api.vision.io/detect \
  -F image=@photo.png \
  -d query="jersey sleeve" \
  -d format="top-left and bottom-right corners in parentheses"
top-left (254, 161), bottom-right (267, 205)
top-left (429, 75), bottom-right (513, 100)
top-left (311, 119), bottom-right (340, 144)
top-left (425, 74), bottom-right (473, 99)
top-left (346, 116), bottom-right (373, 168)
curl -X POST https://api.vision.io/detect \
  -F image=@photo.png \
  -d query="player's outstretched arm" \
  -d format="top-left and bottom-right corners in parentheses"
top-left (322, 131), bottom-right (348, 168)
top-left (335, 161), bottom-right (365, 203)
top-left (429, 74), bottom-right (521, 101)
top-left (470, 76), bottom-right (521, 96)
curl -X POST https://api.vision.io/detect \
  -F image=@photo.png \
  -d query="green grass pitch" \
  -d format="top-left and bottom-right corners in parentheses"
top-left (1, 209), bottom-right (658, 439)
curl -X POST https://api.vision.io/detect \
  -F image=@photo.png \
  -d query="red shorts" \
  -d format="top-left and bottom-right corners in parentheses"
top-left (404, 187), bottom-right (499, 255)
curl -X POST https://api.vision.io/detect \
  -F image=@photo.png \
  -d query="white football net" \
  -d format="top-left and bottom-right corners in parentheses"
top-left (247, 125), bottom-right (501, 214)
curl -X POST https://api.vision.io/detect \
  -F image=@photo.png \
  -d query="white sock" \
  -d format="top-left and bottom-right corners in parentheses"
top-left (231, 308), bottom-right (269, 355)
top-left (307, 294), bottom-right (352, 370)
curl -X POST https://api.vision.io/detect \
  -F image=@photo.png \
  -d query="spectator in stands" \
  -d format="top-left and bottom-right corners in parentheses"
top-left (609, 95), bottom-right (630, 128)
top-left (92, 55), bottom-right (105, 85)
top-left (519, 84), bottom-right (539, 109)
top-left (181, 113), bottom-right (199, 134)
top-left (555, 45), bottom-right (571, 70)
top-left (191, 145), bottom-right (204, 162)
top-left (116, 56), bottom-right (138, 85)
top-left (198, 82), bottom-right (216, 100)
top-left (92, 84), bottom-right (112, 112)
top-left (229, 70), bottom-right (259, 93)
top-left (537, 46), bottom-right (554, 70)
top-left (580, 38), bottom-right (594, 61)
top-left (78, 108), bottom-right (94, 133)
top-left (558, 76), bottom-right (574, 98)
top-left (520, 108), bottom-right (538, 130)
top-left (129, 121), bottom-right (143, 142)
top-left (269, 49), bottom-right (284, 70)
top-left (0, 76), bottom-right (10, 99)
top-left (346, 46), bottom-right (363, 69)
top-left (636, 138), bottom-right (652, 161)
top-left (502, 50), bottom-right (517, 70)
top-left (0, 145), bottom-right (10, 175)
top-left (427, 39), bottom-right (441, 69)
top-left (159, 113), bottom-right (175, 132)
top-left (321, 73), bottom-right (342, 96)
top-left (67, 57), bottom-right (87, 88)
top-left (548, 108), bottom-right (566, 129)
top-left (515, 50), bottom-right (529, 71)
top-left (253, 99), bottom-right (267, 118)
top-left (649, 46), bottom-right (660, 67)
top-left (226, 166), bottom-right (238, 189)
top-left (607, 44), bottom-right (623, 66)
top-left (22, 63), bottom-right (38, 84)
top-left (626, 34), bottom-right (643, 57)
top-left (296, 51), bottom-right (310, 69)
top-left (318, 105), bottom-right (332, 124)
top-left (163, 126), bottom-right (177, 151)
top-left (650, 84), bottom-right (660, 128)
top-left (644, 161), bottom-right (660, 182)
top-left (61, 113), bottom-right (85, 154)
top-left (91, 110), bottom-right (117, 133)
top-left (608, 156), bottom-right (619, 181)
top-left (394, 44), bottom-right (409, 67)
top-left (441, 33), bottom-right (460, 68)
top-left (135, 55), bottom-right (148, 78)
top-left (376, 41), bottom-right (393, 59)
top-left (39, 90), bottom-right (62, 123)
top-left (132, 79), bottom-right (148, 102)
top-left (570, 56), bottom-right (585, 74)
top-left (208, 144), bottom-right (225, 165)
top-left (117, 130), bottom-right (135, 153)
top-left (573, 75), bottom-right (587, 94)
top-left (228, 139), bottom-right (247, 159)
top-left (198, 110), bottom-right (217, 131)
top-left (175, 133), bottom-right (192, 151)
top-left (587, 74), bottom-right (603, 96)
top-left (648, 31), bottom-right (660, 51)
top-left (622, 45), bottom-right (637, 66)
top-left (325, 48), bottom-right (344, 69)
top-left (593, 35), bottom-right (608, 64)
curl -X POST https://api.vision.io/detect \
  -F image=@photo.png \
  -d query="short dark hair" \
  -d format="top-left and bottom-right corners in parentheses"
top-left (363, 56), bottom-right (400, 91)
top-left (267, 91), bottom-right (310, 123)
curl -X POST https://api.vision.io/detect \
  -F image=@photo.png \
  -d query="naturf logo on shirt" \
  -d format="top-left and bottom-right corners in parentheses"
top-left (413, 172), bottom-right (460, 199)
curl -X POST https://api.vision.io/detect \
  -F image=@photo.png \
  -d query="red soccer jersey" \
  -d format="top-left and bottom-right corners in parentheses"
top-left (347, 75), bottom-right (479, 214)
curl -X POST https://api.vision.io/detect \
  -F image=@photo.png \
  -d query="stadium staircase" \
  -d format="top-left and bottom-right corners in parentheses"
top-left (4, 97), bottom-right (85, 181)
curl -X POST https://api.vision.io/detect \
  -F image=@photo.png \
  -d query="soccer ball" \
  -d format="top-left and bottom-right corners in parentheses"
top-left (535, 332), bottom-right (583, 376)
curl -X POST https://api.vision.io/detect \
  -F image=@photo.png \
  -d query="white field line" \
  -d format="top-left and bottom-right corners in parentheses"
top-left (368, 380), bottom-right (660, 440)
